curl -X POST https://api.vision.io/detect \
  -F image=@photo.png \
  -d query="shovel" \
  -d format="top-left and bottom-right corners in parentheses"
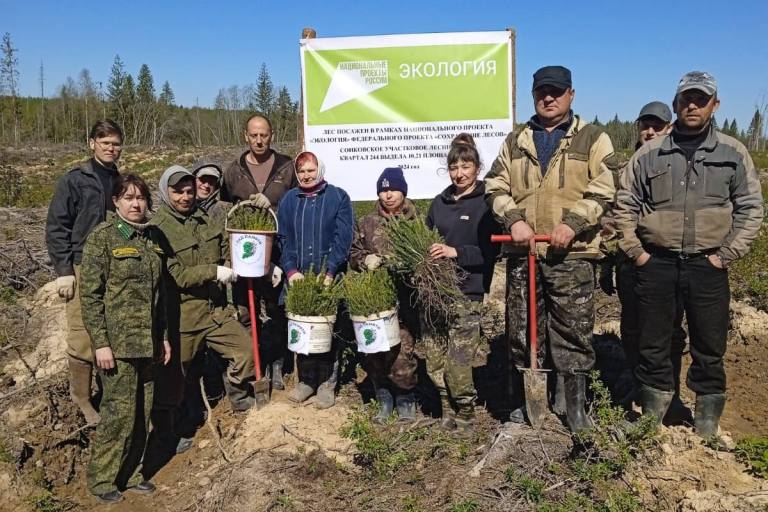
top-left (247, 277), bottom-right (270, 409)
top-left (491, 234), bottom-right (551, 427)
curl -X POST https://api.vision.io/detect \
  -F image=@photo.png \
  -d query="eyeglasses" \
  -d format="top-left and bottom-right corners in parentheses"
top-left (94, 140), bottom-right (123, 149)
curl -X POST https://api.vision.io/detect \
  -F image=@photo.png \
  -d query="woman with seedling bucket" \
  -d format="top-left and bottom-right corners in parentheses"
top-left (278, 151), bottom-right (354, 409)
top-left (349, 167), bottom-right (420, 423)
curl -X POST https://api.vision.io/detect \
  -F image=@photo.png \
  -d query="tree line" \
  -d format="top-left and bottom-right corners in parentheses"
top-left (0, 33), bottom-right (300, 148)
top-left (0, 32), bottom-right (765, 152)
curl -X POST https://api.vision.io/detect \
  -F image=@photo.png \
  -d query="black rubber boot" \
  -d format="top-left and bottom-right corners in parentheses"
top-left (694, 393), bottom-right (726, 439)
top-left (664, 345), bottom-right (693, 425)
top-left (395, 392), bottom-right (417, 422)
top-left (639, 384), bottom-right (674, 426)
top-left (564, 373), bottom-right (592, 434)
top-left (552, 372), bottom-right (567, 416)
top-left (373, 387), bottom-right (394, 424)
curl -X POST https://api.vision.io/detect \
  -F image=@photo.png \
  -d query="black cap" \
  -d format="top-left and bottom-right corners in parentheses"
top-left (637, 101), bottom-right (672, 124)
top-left (532, 66), bottom-right (572, 91)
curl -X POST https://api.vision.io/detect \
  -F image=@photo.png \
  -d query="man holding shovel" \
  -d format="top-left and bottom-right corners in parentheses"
top-left (484, 66), bottom-right (620, 433)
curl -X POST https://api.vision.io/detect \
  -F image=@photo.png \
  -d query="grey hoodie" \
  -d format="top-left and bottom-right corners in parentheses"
top-left (159, 165), bottom-right (195, 214)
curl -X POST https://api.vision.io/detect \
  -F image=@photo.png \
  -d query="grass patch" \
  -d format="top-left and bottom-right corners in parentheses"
top-left (734, 436), bottom-right (768, 479)
top-left (730, 225), bottom-right (768, 312)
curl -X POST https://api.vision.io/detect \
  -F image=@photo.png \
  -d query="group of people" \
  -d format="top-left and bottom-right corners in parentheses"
top-left (45, 65), bottom-right (763, 503)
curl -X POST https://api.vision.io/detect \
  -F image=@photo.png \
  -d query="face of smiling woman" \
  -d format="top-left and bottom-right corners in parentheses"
top-left (297, 162), bottom-right (319, 188)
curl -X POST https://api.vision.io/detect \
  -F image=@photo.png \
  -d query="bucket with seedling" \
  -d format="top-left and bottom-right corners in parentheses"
top-left (286, 267), bottom-right (341, 355)
top-left (343, 268), bottom-right (400, 354)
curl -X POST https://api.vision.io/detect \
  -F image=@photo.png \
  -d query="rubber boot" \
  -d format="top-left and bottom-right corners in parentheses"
top-left (227, 381), bottom-right (255, 412)
top-left (639, 384), bottom-right (674, 426)
top-left (315, 356), bottom-right (339, 410)
top-left (508, 368), bottom-right (526, 424)
top-left (552, 372), bottom-right (567, 416)
top-left (271, 358), bottom-right (285, 391)
top-left (564, 373), bottom-right (592, 435)
top-left (438, 390), bottom-right (457, 430)
top-left (694, 393), bottom-right (726, 439)
top-left (68, 356), bottom-right (101, 425)
top-left (664, 345), bottom-right (693, 425)
top-left (455, 402), bottom-right (475, 432)
top-left (395, 392), bottom-right (417, 422)
top-left (373, 387), bottom-right (394, 424)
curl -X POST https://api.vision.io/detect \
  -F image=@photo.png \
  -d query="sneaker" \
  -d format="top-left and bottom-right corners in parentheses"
top-left (288, 382), bottom-right (315, 403)
top-left (127, 481), bottom-right (156, 494)
top-left (95, 491), bottom-right (124, 504)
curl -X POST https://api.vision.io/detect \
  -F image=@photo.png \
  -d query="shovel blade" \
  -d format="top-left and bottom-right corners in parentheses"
top-left (251, 379), bottom-right (271, 410)
top-left (521, 369), bottom-right (549, 428)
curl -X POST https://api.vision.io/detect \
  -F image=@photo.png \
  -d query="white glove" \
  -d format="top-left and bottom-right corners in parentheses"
top-left (323, 274), bottom-right (334, 287)
top-left (56, 275), bottom-right (76, 300)
top-left (270, 264), bottom-right (283, 288)
top-left (216, 266), bottom-right (238, 285)
top-left (288, 272), bottom-right (304, 285)
top-left (248, 193), bottom-right (272, 209)
top-left (363, 254), bottom-right (382, 270)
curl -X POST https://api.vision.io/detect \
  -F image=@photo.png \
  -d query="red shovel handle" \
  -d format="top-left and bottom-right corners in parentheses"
top-left (490, 234), bottom-right (551, 370)
top-left (247, 278), bottom-right (263, 380)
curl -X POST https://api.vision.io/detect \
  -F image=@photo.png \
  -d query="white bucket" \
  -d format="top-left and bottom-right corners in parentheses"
top-left (286, 313), bottom-right (336, 355)
top-left (350, 309), bottom-right (401, 354)
top-left (228, 231), bottom-right (274, 278)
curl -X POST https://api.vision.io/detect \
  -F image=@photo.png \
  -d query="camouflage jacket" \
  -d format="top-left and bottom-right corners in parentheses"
top-left (349, 199), bottom-right (419, 269)
top-left (79, 213), bottom-right (166, 359)
top-left (151, 204), bottom-right (233, 333)
top-left (199, 195), bottom-right (233, 230)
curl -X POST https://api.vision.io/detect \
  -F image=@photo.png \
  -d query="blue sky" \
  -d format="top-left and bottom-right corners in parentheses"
top-left (3, 0), bottom-right (768, 127)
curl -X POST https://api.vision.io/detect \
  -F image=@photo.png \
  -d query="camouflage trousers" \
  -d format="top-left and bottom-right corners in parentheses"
top-left (87, 358), bottom-right (153, 495)
top-left (505, 257), bottom-right (596, 373)
top-left (363, 326), bottom-right (417, 391)
top-left (417, 300), bottom-right (487, 408)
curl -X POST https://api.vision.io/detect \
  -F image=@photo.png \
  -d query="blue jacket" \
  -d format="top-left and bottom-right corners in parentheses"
top-left (277, 182), bottom-right (355, 277)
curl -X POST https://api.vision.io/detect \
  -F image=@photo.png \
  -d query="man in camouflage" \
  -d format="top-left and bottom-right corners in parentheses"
top-left (152, 165), bottom-right (255, 452)
top-left (485, 66), bottom-right (620, 433)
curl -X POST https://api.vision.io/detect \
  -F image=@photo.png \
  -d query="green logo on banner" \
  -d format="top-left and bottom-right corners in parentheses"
top-left (304, 43), bottom-right (509, 125)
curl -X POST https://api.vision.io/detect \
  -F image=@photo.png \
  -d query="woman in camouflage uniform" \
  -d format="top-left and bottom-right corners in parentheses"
top-left (349, 167), bottom-right (420, 423)
top-left (80, 174), bottom-right (171, 504)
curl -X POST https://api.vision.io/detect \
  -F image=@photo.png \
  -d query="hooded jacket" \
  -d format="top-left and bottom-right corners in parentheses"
top-left (221, 149), bottom-right (297, 208)
top-left (426, 181), bottom-right (500, 301)
top-left (277, 154), bottom-right (354, 277)
top-left (151, 166), bottom-right (232, 333)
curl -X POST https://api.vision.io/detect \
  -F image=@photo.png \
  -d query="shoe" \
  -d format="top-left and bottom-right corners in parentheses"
top-left (639, 384), bottom-right (674, 427)
top-left (127, 481), bottom-right (156, 494)
top-left (288, 382), bottom-right (315, 403)
top-left (176, 437), bottom-right (194, 454)
top-left (564, 373), bottom-right (592, 435)
top-left (315, 382), bottom-right (336, 410)
top-left (508, 406), bottom-right (526, 424)
top-left (373, 388), bottom-right (394, 424)
top-left (395, 392), bottom-right (417, 422)
top-left (68, 357), bottom-right (101, 426)
top-left (664, 395), bottom-right (694, 425)
top-left (95, 491), bottom-right (123, 504)
top-left (230, 395), bottom-right (255, 412)
top-left (694, 393), bottom-right (726, 439)
top-left (271, 359), bottom-right (285, 390)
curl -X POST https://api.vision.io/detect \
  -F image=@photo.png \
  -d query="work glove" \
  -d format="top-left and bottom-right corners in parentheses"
top-left (216, 266), bottom-right (238, 285)
top-left (56, 275), bottom-right (76, 300)
top-left (323, 274), bottom-right (334, 287)
top-left (363, 254), bottom-right (382, 270)
top-left (288, 272), bottom-right (304, 286)
top-left (270, 264), bottom-right (284, 288)
top-left (248, 193), bottom-right (272, 209)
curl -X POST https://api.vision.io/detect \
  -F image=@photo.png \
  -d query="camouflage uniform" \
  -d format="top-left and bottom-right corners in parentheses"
top-left (79, 214), bottom-right (165, 495)
top-left (349, 200), bottom-right (420, 391)
top-left (417, 300), bottom-right (486, 411)
top-left (151, 204), bottom-right (254, 424)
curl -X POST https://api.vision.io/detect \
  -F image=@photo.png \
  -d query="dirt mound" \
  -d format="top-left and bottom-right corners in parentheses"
top-left (730, 301), bottom-right (768, 345)
top-left (631, 426), bottom-right (768, 510)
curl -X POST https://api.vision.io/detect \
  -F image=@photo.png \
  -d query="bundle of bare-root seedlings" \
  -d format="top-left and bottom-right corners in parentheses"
top-left (383, 217), bottom-right (465, 326)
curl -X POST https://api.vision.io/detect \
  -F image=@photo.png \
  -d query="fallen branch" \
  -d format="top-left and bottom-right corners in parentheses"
top-left (199, 377), bottom-right (232, 463)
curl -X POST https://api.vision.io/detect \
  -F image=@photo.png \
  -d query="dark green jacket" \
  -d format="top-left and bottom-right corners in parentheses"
top-left (79, 214), bottom-right (165, 359)
top-left (151, 204), bottom-right (233, 333)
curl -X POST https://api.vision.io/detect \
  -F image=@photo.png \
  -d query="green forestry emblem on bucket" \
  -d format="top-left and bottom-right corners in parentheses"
top-left (226, 202), bottom-right (277, 278)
